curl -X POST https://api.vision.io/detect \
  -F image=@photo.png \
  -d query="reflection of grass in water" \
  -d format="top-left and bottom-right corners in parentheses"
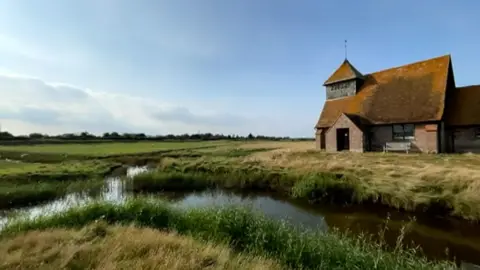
top-left (130, 168), bottom-right (370, 207)
top-left (2, 199), bottom-right (456, 270)
top-left (245, 148), bottom-right (480, 220)
top-left (0, 179), bottom-right (105, 209)
top-left (144, 146), bottom-right (480, 221)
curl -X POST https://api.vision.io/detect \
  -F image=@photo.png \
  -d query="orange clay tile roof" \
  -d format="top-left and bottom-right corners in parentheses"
top-left (444, 85), bottom-right (480, 126)
top-left (323, 59), bottom-right (364, 85)
top-left (316, 55), bottom-right (451, 128)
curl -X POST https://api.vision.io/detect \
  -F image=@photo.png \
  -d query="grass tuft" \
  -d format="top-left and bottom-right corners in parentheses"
top-left (0, 223), bottom-right (280, 270)
top-left (0, 179), bottom-right (105, 209)
top-left (2, 199), bottom-right (457, 270)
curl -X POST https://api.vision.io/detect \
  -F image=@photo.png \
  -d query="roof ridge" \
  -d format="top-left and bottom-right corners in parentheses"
top-left (344, 60), bottom-right (364, 78)
top-left (364, 54), bottom-right (450, 77)
top-left (323, 59), bottom-right (364, 85)
top-left (316, 54), bottom-right (451, 128)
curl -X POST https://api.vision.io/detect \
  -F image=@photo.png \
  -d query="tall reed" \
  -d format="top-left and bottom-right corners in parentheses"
top-left (2, 199), bottom-right (456, 270)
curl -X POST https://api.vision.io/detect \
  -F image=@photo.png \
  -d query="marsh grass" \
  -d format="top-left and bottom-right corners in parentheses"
top-left (3, 139), bottom-right (480, 220)
top-left (146, 144), bottom-right (480, 220)
top-left (131, 167), bottom-right (463, 218)
top-left (0, 150), bottom-right (91, 163)
top-left (0, 160), bottom-right (118, 183)
top-left (0, 223), bottom-right (280, 270)
top-left (0, 159), bottom-right (117, 209)
top-left (0, 179), bottom-right (105, 209)
top-left (1, 199), bottom-right (456, 270)
top-left (131, 168), bottom-right (300, 193)
top-left (0, 141), bottom-right (228, 156)
top-left (206, 147), bottom-right (277, 158)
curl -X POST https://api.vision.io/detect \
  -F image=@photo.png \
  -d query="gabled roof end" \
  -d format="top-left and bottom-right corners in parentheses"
top-left (323, 59), bottom-right (364, 86)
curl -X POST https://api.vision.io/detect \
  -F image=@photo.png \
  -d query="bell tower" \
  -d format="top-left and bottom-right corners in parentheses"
top-left (323, 59), bottom-right (364, 100)
top-left (323, 41), bottom-right (364, 100)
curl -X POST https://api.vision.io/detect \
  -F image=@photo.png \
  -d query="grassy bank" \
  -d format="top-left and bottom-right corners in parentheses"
top-left (131, 169), bottom-right (361, 206)
top-left (126, 142), bottom-right (480, 221)
top-left (0, 179), bottom-right (105, 209)
top-left (0, 160), bottom-right (118, 183)
top-left (0, 160), bottom-right (115, 209)
top-left (1, 199), bottom-right (455, 269)
top-left (0, 223), bottom-right (279, 270)
top-left (130, 166), bottom-right (466, 219)
top-left (3, 139), bottom-right (480, 221)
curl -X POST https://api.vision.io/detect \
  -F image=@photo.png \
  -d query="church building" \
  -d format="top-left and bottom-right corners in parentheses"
top-left (315, 55), bottom-right (480, 153)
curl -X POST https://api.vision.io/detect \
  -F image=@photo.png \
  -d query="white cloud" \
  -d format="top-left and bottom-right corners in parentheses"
top-left (0, 73), bottom-right (255, 136)
top-left (0, 34), bottom-right (92, 69)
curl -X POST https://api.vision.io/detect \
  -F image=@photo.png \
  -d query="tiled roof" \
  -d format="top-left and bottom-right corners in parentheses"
top-left (323, 59), bottom-right (364, 85)
top-left (316, 55), bottom-right (451, 128)
top-left (343, 113), bottom-right (371, 131)
top-left (444, 85), bottom-right (480, 126)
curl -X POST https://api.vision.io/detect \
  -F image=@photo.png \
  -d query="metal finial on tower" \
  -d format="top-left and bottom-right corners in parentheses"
top-left (344, 40), bottom-right (348, 60)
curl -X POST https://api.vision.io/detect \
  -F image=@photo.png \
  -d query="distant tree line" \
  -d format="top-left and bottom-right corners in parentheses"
top-left (0, 131), bottom-right (313, 145)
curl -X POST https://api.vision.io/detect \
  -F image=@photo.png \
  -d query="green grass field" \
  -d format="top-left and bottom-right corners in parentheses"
top-left (0, 141), bottom-right (230, 157)
top-left (0, 160), bottom-right (114, 179)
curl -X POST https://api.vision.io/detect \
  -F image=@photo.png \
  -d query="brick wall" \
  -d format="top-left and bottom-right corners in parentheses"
top-left (413, 124), bottom-right (438, 153)
top-left (315, 129), bottom-right (325, 150)
top-left (368, 125), bottom-right (480, 153)
top-left (325, 114), bottom-right (364, 152)
top-left (370, 123), bottom-right (438, 153)
top-left (452, 127), bottom-right (480, 153)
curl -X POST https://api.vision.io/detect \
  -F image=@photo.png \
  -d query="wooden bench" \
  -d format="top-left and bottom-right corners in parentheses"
top-left (383, 142), bottom-right (411, 153)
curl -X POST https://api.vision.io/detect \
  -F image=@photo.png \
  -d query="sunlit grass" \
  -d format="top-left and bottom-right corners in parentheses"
top-left (0, 223), bottom-right (280, 270)
top-left (0, 141), bottom-right (231, 157)
top-left (0, 179), bottom-right (105, 209)
top-left (2, 140), bottom-right (480, 221)
top-left (0, 160), bottom-right (115, 182)
top-left (142, 145), bottom-right (480, 220)
top-left (1, 199), bottom-right (456, 270)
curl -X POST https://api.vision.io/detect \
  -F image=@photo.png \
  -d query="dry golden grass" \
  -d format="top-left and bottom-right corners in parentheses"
top-left (232, 142), bottom-right (480, 218)
top-left (150, 141), bottom-right (480, 218)
top-left (0, 222), bottom-right (281, 270)
top-left (238, 141), bottom-right (315, 151)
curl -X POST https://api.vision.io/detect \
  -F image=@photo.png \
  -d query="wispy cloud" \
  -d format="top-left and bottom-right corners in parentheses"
top-left (0, 73), bottom-right (253, 136)
top-left (0, 34), bottom-right (93, 69)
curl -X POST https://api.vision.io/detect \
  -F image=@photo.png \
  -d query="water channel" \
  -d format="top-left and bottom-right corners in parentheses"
top-left (1, 166), bottom-right (480, 266)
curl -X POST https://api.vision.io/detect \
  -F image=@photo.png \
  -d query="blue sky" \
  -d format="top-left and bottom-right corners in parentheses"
top-left (0, 0), bottom-right (478, 137)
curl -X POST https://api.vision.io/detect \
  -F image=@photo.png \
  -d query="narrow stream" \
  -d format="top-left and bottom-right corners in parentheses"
top-left (1, 167), bottom-right (480, 266)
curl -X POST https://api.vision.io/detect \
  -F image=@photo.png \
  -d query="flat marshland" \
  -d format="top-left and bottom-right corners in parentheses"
top-left (133, 141), bottom-right (480, 220)
top-left (0, 141), bottom-right (229, 156)
top-left (0, 140), bottom-right (479, 269)
top-left (0, 160), bottom-right (113, 208)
